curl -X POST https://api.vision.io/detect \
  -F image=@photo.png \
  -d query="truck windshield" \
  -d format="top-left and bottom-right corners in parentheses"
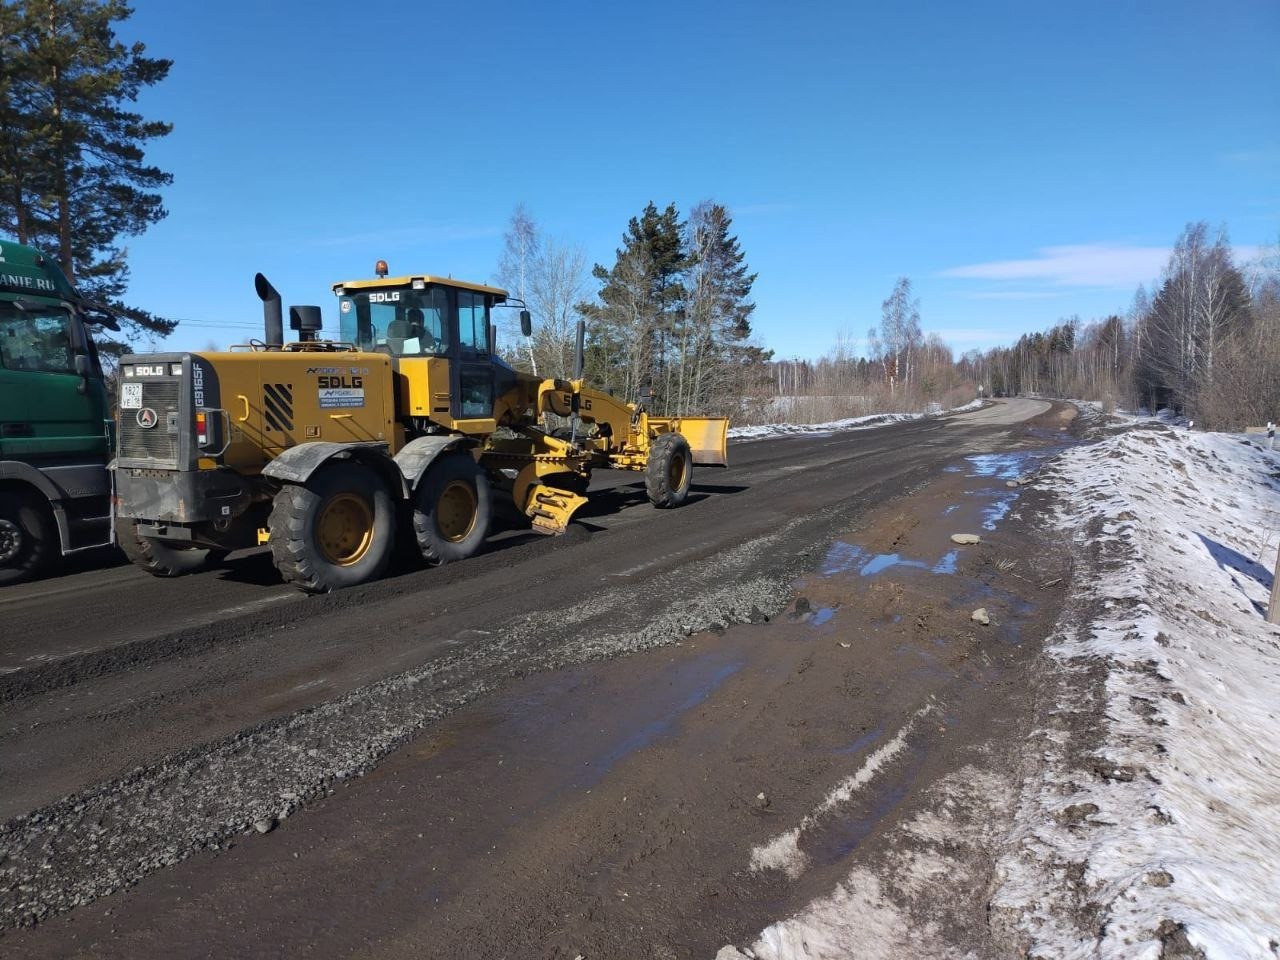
top-left (337, 285), bottom-right (451, 357)
top-left (0, 304), bottom-right (76, 373)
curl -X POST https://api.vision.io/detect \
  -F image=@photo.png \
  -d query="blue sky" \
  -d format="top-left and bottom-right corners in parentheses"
top-left (118, 0), bottom-right (1278, 360)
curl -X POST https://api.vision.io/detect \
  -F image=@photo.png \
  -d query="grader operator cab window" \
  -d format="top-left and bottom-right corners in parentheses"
top-left (339, 285), bottom-right (451, 357)
top-left (457, 290), bottom-right (489, 354)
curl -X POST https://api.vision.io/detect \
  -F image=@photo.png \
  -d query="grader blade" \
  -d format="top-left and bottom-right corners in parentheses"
top-left (524, 483), bottom-right (589, 536)
top-left (648, 416), bottom-right (730, 467)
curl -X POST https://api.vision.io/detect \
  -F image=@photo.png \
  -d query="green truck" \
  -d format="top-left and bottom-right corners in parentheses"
top-left (0, 240), bottom-right (118, 584)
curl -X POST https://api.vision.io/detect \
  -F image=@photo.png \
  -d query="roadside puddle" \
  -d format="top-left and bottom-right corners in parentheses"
top-left (749, 433), bottom-right (1077, 876)
top-left (416, 646), bottom-right (746, 812)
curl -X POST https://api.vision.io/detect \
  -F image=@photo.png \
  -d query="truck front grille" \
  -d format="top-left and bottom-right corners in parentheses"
top-left (118, 378), bottom-right (182, 466)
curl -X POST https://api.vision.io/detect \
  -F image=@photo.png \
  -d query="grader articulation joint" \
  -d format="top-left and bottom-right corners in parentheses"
top-left (112, 264), bottom-right (729, 592)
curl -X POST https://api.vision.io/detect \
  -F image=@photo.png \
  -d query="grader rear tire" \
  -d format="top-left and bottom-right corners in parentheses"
top-left (413, 454), bottom-right (491, 565)
top-left (115, 516), bottom-right (220, 578)
top-left (268, 462), bottom-right (395, 593)
top-left (645, 433), bottom-right (693, 508)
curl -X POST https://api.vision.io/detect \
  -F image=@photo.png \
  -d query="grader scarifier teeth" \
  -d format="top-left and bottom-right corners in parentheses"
top-left (525, 484), bottom-right (590, 536)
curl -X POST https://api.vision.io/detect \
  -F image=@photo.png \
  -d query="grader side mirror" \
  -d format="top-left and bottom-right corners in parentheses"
top-left (519, 309), bottom-right (532, 338)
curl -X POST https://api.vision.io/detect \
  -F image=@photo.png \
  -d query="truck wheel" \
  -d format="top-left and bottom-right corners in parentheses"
top-left (645, 433), bottom-right (693, 508)
top-left (0, 491), bottom-right (57, 586)
top-left (413, 454), bottom-right (491, 565)
top-left (115, 517), bottom-right (219, 577)
top-left (268, 461), bottom-right (394, 593)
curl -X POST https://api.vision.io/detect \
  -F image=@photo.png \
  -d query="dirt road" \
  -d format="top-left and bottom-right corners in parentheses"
top-left (1, 398), bottom-right (1078, 957)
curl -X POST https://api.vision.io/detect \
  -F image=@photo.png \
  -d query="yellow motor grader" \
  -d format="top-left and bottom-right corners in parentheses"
top-left (111, 263), bottom-right (728, 592)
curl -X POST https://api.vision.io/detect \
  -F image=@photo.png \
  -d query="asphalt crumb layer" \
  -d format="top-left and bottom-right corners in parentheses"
top-left (0, 465), bottom-right (935, 928)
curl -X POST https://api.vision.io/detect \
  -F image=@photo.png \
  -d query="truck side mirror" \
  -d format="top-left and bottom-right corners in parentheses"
top-left (74, 353), bottom-right (91, 394)
top-left (520, 309), bottom-right (532, 338)
top-left (80, 303), bottom-right (122, 332)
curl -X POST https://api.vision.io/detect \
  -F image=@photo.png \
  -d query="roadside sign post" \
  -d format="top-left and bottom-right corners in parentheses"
top-left (1270, 546), bottom-right (1280, 625)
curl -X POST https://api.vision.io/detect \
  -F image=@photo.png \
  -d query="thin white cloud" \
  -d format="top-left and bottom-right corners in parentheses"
top-left (940, 243), bottom-right (1168, 288)
top-left (940, 242), bottom-right (1264, 290)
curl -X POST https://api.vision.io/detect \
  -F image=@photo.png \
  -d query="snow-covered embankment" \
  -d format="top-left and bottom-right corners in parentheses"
top-left (993, 424), bottom-right (1280, 958)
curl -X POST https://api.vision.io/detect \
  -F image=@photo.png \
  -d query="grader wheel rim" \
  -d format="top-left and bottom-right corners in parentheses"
top-left (315, 493), bottom-right (375, 567)
top-left (668, 449), bottom-right (688, 491)
top-left (436, 480), bottom-right (479, 543)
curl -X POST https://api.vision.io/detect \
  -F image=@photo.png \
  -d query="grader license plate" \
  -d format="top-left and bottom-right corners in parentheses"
top-left (121, 382), bottom-right (143, 409)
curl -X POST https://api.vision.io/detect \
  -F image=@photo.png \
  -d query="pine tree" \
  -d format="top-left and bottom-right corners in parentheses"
top-left (0, 1), bottom-right (40, 244)
top-left (0, 0), bottom-right (175, 355)
top-left (680, 201), bottom-right (762, 413)
top-left (579, 201), bottom-right (688, 405)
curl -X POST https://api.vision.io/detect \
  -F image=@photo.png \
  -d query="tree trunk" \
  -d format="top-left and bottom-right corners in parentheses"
top-left (49, 21), bottom-right (73, 282)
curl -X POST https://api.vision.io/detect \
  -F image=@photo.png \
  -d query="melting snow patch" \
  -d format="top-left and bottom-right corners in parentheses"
top-left (749, 702), bottom-right (933, 880)
top-left (992, 426), bottom-right (1280, 958)
top-left (728, 400), bottom-right (984, 440)
top-left (722, 765), bottom-right (1015, 960)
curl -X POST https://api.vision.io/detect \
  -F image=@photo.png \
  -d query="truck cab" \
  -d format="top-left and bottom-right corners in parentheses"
top-left (0, 240), bottom-right (117, 584)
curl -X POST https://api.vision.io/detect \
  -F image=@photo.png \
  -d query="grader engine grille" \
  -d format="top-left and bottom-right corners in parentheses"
top-left (262, 383), bottom-right (294, 432)
top-left (118, 378), bottom-right (181, 465)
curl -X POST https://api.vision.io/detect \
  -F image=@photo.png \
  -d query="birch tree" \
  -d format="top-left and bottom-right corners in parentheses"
top-left (877, 277), bottom-right (922, 394)
top-left (1137, 222), bottom-right (1249, 413)
top-left (495, 203), bottom-right (540, 373)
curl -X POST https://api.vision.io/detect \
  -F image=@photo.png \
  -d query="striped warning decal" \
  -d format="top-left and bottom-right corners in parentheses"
top-left (263, 383), bottom-right (294, 431)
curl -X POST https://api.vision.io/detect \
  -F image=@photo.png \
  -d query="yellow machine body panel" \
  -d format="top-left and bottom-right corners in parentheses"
top-left (396, 355), bottom-right (505, 436)
top-left (395, 356), bottom-right (451, 421)
top-left (335, 275), bottom-right (507, 298)
top-left (197, 349), bottom-right (397, 470)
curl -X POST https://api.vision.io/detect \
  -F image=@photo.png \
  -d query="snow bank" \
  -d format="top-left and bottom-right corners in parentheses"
top-left (727, 399), bottom-right (984, 440)
top-left (994, 426), bottom-right (1280, 958)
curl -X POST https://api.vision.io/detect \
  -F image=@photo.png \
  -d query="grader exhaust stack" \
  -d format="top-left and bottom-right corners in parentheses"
top-left (254, 272), bottom-right (284, 348)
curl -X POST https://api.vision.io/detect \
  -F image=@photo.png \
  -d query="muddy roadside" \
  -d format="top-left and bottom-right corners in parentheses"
top-left (3, 403), bottom-right (1087, 959)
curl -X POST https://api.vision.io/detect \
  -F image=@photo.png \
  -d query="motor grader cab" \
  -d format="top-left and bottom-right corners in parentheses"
top-left (112, 262), bottom-right (729, 593)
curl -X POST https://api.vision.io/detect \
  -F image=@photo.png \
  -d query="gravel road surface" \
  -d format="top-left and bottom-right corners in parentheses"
top-left (1, 398), bottom-right (1074, 957)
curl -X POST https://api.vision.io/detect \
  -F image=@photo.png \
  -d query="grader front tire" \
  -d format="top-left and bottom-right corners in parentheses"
top-left (413, 454), bottom-right (491, 565)
top-left (645, 433), bottom-right (693, 508)
top-left (268, 462), bottom-right (395, 593)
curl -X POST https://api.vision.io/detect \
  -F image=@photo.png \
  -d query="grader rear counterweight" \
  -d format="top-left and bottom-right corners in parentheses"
top-left (112, 264), bottom-right (728, 593)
